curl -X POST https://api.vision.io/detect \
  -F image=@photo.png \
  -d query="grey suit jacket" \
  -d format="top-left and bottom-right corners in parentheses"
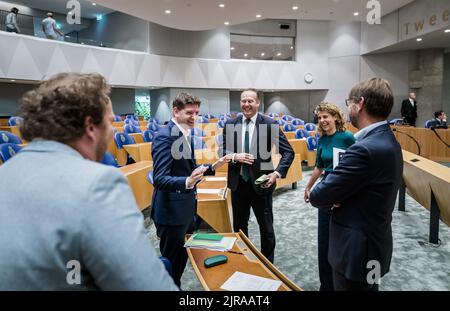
top-left (0, 140), bottom-right (178, 291)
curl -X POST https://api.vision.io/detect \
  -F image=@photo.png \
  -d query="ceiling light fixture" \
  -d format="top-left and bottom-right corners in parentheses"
top-left (277, 52), bottom-right (282, 56)
top-left (10, 79), bottom-right (15, 82)
top-left (244, 53), bottom-right (248, 57)
top-left (445, 29), bottom-right (450, 33)
top-left (290, 46), bottom-right (294, 50)
top-left (219, 4), bottom-right (225, 8)
top-left (261, 52), bottom-right (265, 56)
top-left (256, 14), bottom-right (262, 18)
top-left (92, 2), bottom-right (96, 6)
top-left (230, 46), bottom-right (235, 50)
top-left (292, 6), bottom-right (299, 10)
top-left (416, 38), bottom-right (422, 42)
top-left (165, 10), bottom-right (171, 14)
top-left (353, 12), bottom-right (359, 16)
top-left (224, 21), bottom-right (229, 25)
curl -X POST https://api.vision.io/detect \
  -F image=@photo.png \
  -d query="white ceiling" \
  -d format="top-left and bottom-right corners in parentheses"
top-left (93, 0), bottom-right (415, 31)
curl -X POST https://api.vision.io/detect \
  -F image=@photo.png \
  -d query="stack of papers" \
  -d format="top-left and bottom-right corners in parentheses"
top-left (220, 272), bottom-right (282, 291)
top-left (184, 234), bottom-right (236, 251)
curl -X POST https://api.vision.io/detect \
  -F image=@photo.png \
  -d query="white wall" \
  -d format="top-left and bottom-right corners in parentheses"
top-left (169, 88), bottom-right (230, 116)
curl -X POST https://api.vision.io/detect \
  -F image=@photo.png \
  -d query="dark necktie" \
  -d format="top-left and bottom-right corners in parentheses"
top-left (241, 118), bottom-right (251, 182)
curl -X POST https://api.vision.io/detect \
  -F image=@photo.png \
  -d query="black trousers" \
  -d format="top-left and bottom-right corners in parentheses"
top-left (318, 207), bottom-right (334, 291)
top-left (404, 116), bottom-right (416, 127)
top-left (231, 177), bottom-right (276, 263)
top-left (155, 221), bottom-right (194, 287)
top-left (333, 270), bottom-right (379, 291)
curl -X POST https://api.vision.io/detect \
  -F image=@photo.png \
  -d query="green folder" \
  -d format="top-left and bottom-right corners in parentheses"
top-left (193, 233), bottom-right (224, 241)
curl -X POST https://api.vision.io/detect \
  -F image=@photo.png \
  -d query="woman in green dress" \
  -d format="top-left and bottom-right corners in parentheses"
top-left (304, 103), bottom-right (355, 291)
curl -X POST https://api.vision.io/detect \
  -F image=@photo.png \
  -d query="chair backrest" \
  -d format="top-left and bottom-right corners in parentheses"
top-left (217, 120), bottom-right (225, 128)
top-left (147, 122), bottom-right (161, 132)
top-left (306, 136), bottom-right (318, 151)
top-left (142, 130), bottom-right (156, 142)
top-left (146, 170), bottom-right (154, 185)
top-left (291, 119), bottom-right (305, 126)
top-left (192, 136), bottom-right (207, 150)
top-left (424, 120), bottom-right (433, 128)
top-left (114, 115), bottom-right (122, 122)
top-left (389, 118), bottom-right (403, 125)
top-left (114, 132), bottom-right (135, 149)
top-left (8, 116), bottom-right (23, 126)
top-left (277, 119), bottom-right (287, 126)
top-left (0, 143), bottom-right (22, 163)
top-left (124, 124), bottom-right (142, 134)
top-left (126, 115), bottom-right (138, 121)
top-left (268, 112), bottom-right (279, 118)
top-left (203, 114), bottom-right (216, 119)
top-left (295, 129), bottom-right (310, 139)
top-left (283, 124), bottom-right (296, 132)
top-left (124, 118), bottom-right (139, 126)
top-left (191, 127), bottom-right (206, 137)
top-left (101, 151), bottom-right (118, 167)
top-left (196, 117), bottom-right (209, 124)
top-left (304, 123), bottom-right (317, 131)
top-left (282, 115), bottom-right (294, 121)
top-left (0, 131), bottom-right (22, 144)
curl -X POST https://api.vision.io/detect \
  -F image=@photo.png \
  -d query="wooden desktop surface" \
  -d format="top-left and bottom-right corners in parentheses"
top-left (402, 150), bottom-right (450, 226)
top-left (186, 231), bottom-right (302, 291)
top-left (119, 161), bottom-right (153, 211)
top-left (123, 143), bottom-right (152, 162)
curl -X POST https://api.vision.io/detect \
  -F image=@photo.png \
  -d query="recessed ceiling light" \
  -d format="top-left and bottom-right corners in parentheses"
top-left (165, 10), bottom-right (171, 14)
top-left (290, 46), bottom-right (294, 50)
top-left (292, 6), bottom-right (299, 10)
top-left (92, 2), bottom-right (96, 6)
top-left (68, 12), bottom-right (73, 15)
top-left (353, 12), bottom-right (359, 16)
top-left (277, 52), bottom-right (282, 56)
top-left (10, 79), bottom-right (15, 82)
top-left (445, 29), bottom-right (450, 33)
top-left (230, 46), bottom-right (235, 50)
top-left (261, 52), bottom-right (265, 56)
top-left (224, 21), bottom-right (229, 25)
top-left (244, 53), bottom-right (248, 57)
top-left (256, 14), bottom-right (262, 18)
top-left (416, 38), bottom-right (422, 42)
top-left (219, 4), bottom-right (225, 8)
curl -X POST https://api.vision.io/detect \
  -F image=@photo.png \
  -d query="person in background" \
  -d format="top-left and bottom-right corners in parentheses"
top-left (0, 73), bottom-right (178, 291)
top-left (5, 7), bottom-right (20, 33)
top-left (42, 12), bottom-right (63, 40)
top-left (310, 78), bottom-right (403, 291)
top-left (429, 110), bottom-right (447, 129)
top-left (401, 91), bottom-right (418, 127)
top-left (304, 103), bottom-right (355, 291)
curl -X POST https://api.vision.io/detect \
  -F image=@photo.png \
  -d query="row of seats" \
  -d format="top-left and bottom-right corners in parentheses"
top-left (0, 131), bottom-right (23, 163)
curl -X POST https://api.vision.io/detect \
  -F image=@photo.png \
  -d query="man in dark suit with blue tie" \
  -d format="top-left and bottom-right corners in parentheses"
top-left (310, 78), bottom-right (403, 291)
top-left (221, 89), bottom-right (294, 263)
top-left (151, 93), bottom-right (228, 287)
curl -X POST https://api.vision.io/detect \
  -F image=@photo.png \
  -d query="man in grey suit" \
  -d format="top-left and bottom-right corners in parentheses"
top-left (0, 73), bottom-right (178, 291)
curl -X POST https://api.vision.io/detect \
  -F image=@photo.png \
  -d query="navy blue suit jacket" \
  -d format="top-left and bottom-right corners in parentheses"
top-left (310, 124), bottom-right (403, 282)
top-left (151, 121), bottom-right (213, 226)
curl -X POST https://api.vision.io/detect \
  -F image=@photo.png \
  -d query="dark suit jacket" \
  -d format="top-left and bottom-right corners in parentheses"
top-left (221, 113), bottom-right (294, 195)
top-left (309, 124), bottom-right (403, 282)
top-left (401, 99), bottom-right (417, 119)
top-left (151, 121), bottom-right (213, 226)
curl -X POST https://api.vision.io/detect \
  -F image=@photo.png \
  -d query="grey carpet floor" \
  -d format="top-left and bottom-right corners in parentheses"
top-left (144, 168), bottom-right (450, 291)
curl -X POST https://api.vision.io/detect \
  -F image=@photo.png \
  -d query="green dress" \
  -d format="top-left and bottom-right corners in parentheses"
top-left (316, 130), bottom-right (355, 173)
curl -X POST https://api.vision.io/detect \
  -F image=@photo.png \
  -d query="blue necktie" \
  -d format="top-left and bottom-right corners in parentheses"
top-left (242, 118), bottom-right (251, 182)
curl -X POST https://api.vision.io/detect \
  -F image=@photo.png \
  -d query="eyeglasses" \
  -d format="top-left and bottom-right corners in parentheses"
top-left (345, 97), bottom-right (359, 107)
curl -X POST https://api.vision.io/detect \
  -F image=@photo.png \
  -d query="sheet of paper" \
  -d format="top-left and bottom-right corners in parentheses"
top-left (197, 188), bottom-right (223, 195)
top-left (205, 177), bottom-right (227, 182)
top-left (333, 147), bottom-right (346, 169)
top-left (220, 272), bottom-right (282, 291)
top-left (184, 237), bottom-right (236, 251)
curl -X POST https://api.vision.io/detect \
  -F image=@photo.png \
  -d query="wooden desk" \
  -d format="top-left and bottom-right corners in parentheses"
top-left (129, 133), bottom-right (144, 144)
top-left (123, 143), bottom-right (152, 162)
top-left (392, 126), bottom-right (450, 162)
top-left (288, 139), bottom-right (316, 166)
top-left (197, 174), bottom-right (233, 233)
top-left (119, 161), bottom-right (153, 211)
top-left (400, 150), bottom-right (450, 244)
top-left (186, 231), bottom-right (302, 291)
top-left (196, 123), bottom-right (218, 137)
top-left (274, 153), bottom-right (303, 189)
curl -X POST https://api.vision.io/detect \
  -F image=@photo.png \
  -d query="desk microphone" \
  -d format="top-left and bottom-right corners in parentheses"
top-left (392, 128), bottom-right (421, 155)
top-left (430, 127), bottom-right (450, 148)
